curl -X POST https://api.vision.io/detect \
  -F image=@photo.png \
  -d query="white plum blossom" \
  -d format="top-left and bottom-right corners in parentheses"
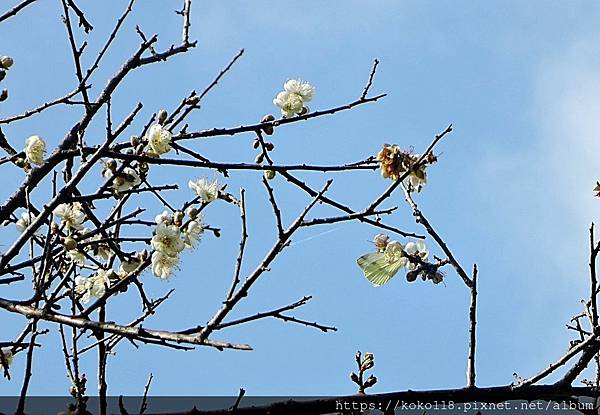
top-left (154, 210), bottom-right (173, 225)
top-left (405, 154), bottom-right (427, 192)
top-left (119, 258), bottom-right (141, 274)
top-left (104, 167), bottom-right (141, 193)
top-left (146, 123), bottom-right (172, 155)
top-left (151, 251), bottom-right (179, 280)
top-left (151, 223), bottom-right (185, 257)
top-left (273, 91), bottom-right (304, 118)
top-left (283, 79), bottom-right (315, 102)
top-left (84, 232), bottom-right (112, 261)
top-left (404, 241), bottom-right (429, 271)
top-left (188, 177), bottom-right (219, 203)
top-left (273, 79), bottom-right (315, 117)
top-left (15, 211), bottom-right (35, 233)
top-left (24, 135), bottom-right (46, 166)
top-left (53, 203), bottom-right (86, 230)
top-left (67, 249), bottom-right (86, 266)
top-left (74, 270), bottom-right (111, 304)
top-left (74, 276), bottom-right (93, 303)
top-left (183, 219), bottom-right (204, 249)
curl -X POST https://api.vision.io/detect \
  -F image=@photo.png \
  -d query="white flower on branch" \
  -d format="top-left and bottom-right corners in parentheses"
top-left (404, 240), bottom-right (429, 271)
top-left (151, 251), bottom-right (179, 280)
top-left (84, 232), bottom-right (112, 261)
top-left (183, 219), bottom-right (204, 249)
top-left (146, 123), bottom-right (172, 156)
top-left (284, 79), bottom-right (315, 102)
top-left (151, 223), bottom-right (185, 257)
top-left (74, 270), bottom-right (111, 304)
top-left (155, 210), bottom-right (173, 225)
top-left (0, 348), bottom-right (13, 367)
top-left (66, 249), bottom-right (86, 266)
top-left (119, 257), bottom-right (141, 274)
top-left (273, 79), bottom-right (315, 118)
top-left (188, 177), bottom-right (219, 203)
top-left (24, 135), bottom-right (46, 166)
top-left (104, 167), bottom-right (141, 193)
top-left (15, 211), bottom-right (35, 233)
top-left (53, 203), bottom-right (86, 231)
top-left (405, 155), bottom-right (427, 193)
top-left (273, 91), bottom-right (304, 118)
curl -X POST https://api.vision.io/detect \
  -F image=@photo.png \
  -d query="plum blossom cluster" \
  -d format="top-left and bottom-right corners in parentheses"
top-left (151, 208), bottom-right (204, 280)
top-left (103, 159), bottom-right (142, 194)
top-left (74, 269), bottom-right (112, 304)
top-left (54, 202), bottom-right (87, 231)
top-left (376, 144), bottom-right (437, 192)
top-left (188, 177), bottom-right (219, 203)
top-left (273, 79), bottom-right (315, 118)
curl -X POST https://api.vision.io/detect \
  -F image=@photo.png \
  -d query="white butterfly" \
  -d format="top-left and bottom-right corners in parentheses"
top-left (357, 240), bottom-right (408, 287)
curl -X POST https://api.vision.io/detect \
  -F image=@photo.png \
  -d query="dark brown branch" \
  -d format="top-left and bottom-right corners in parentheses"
top-left (66, 0), bottom-right (93, 33)
top-left (518, 333), bottom-right (599, 387)
top-left (197, 181), bottom-right (333, 343)
top-left (166, 385), bottom-right (600, 415)
top-left (401, 182), bottom-right (473, 288)
top-left (590, 224), bottom-right (599, 329)
top-left (226, 189), bottom-right (247, 300)
top-left (467, 264), bottom-right (478, 387)
top-left (0, 89), bottom-right (82, 125)
top-left (262, 176), bottom-right (284, 237)
top-left (175, 93), bottom-right (386, 141)
top-left (361, 59), bottom-right (379, 100)
top-left (0, 297), bottom-right (252, 351)
top-left (0, 0), bottom-right (37, 23)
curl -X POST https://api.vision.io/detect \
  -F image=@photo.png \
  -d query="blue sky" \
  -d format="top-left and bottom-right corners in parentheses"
top-left (2, 0), bottom-right (600, 398)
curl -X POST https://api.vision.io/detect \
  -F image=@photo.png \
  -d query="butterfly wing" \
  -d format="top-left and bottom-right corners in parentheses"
top-left (357, 252), bottom-right (404, 287)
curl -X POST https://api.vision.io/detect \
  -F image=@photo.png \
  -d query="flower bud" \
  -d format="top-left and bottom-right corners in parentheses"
top-left (298, 106), bottom-right (309, 116)
top-left (173, 210), bottom-right (184, 225)
top-left (130, 135), bottom-right (140, 147)
top-left (264, 142), bottom-right (275, 151)
top-left (186, 207), bottom-right (199, 220)
top-left (15, 157), bottom-right (26, 168)
top-left (186, 95), bottom-right (200, 105)
top-left (0, 89), bottom-right (8, 102)
top-left (361, 360), bottom-right (374, 371)
top-left (261, 114), bottom-right (275, 135)
top-left (252, 139), bottom-right (260, 149)
top-left (406, 270), bottom-right (419, 282)
top-left (63, 237), bottom-right (77, 251)
top-left (0, 70), bottom-right (5, 82)
top-left (157, 109), bottom-right (168, 124)
top-left (105, 159), bottom-right (117, 172)
top-left (350, 372), bottom-right (359, 384)
top-left (254, 153), bottom-right (264, 164)
top-left (0, 56), bottom-right (13, 69)
top-left (261, 114), bottom-right (275, 123)
top-left (363, 375), bottom-right (378, 388)
top-left (264, 169), bottom-right (276, 180)
top-left (139, 162), bottom-right (149, 173)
